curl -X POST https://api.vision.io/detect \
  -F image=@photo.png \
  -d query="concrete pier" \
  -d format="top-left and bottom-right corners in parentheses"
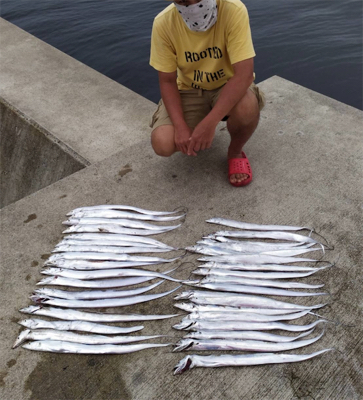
top-left (1, 18), bottom-right (362, 400)
top-left (0, 17), bottom-right (156, 207)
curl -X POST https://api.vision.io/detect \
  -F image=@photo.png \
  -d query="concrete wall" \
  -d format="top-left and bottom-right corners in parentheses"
top-left (0, 97), bottom-right (88, 208)
top-left (0, 18), bottom-right (158, 208)
top-left (0, 18), bottom-right (157, 164)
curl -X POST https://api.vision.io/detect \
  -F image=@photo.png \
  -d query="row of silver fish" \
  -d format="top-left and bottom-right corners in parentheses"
top-left (15, 205), bottom-right (186, 354)
top-left (173, 218), bottom-right (332, 374)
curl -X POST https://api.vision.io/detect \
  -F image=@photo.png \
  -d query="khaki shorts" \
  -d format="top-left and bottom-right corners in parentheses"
top-left (150, 82), bottom-right (265, 130)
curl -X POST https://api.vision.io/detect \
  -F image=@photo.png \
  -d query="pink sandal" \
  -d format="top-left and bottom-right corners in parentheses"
top-left (228, 151), bottom-right (252, 187)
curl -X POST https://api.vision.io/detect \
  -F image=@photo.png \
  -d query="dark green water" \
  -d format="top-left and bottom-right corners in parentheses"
top-left (2, 0), bottom-right (362, 109)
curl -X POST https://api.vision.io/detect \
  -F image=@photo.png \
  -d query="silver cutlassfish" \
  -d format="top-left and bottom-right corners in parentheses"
top-left (173, 319), bottom-right (326, 332)
top-left (182, 310), bottom-right (310, 323)
top-left (31, 286), bottom-right (181, 308)
top-left (63, 225), bottom-right (179, 235)
top-left (198, 255), bottom-right (317, 265)
top-left (173, 350), bottom-right (332, 374)
top-left (23, 340), bottom-right (171, 354)
top-left (175, 290), bottom-right (327, 310)
top-left (41, 267), bottom-right (185, 283)
top-left (17, 319), bottom-right (143, 334)
top-left (45, 259), bottom-right (158, 270)
top-left (200, 262), bottom-right (331, 272)
top-left (188, 276), bottom-right (324, 289)
top-left (19, 306), bottom-right (180, 322)
top-left (61, 233), bottom-right (173, 248)
top-left (63, 218), bottom-right (180, 231)
top-left (173, 330), bottom-right (324, 352)
top-left (70, 209), bottom-right (185, 221)
top-left (187, 282), bottom-right (327, 297)
top-left (45, 253), bottom-right (181, 264)
top-left (33, 280), bottom-right (165, 300)
top-left (13, 329), bottom-right (164, 348)
top-left (184, 329), bottom-right (316, 342)
top-left (206, 218), bottom-right (312, 232)
top-left (53, 245), bottom-right (174, 254)
top-left (192, 267), bottom-right (327, 280)
top-left (174, 303), bottom-right (310, 315)
top-left (67, 205), bottom-right (182, 216)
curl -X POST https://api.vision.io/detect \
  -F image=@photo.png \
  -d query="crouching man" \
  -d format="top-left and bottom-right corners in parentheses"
top-left (150, 0), bottom-right (265, 186)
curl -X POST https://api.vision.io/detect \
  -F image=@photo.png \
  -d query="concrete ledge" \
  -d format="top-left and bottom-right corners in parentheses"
top-left (0, 96), bottom-right (88, 208)
top-left (0, 18), bottom-right (157, 164)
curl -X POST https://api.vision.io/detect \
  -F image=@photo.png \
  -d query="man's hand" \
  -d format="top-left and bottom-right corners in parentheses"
top-left (187, 119), bottom-right (217, 156)
top-left (175, 125), bottom-right (193, 155)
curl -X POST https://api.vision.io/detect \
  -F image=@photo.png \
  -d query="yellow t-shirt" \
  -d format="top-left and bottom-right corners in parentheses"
top-left (150, 0), bottom-right (255, 91)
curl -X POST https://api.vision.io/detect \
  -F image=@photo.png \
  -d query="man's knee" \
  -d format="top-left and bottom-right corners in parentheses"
top-left (151, 126), bottom-right (176, 157)
top-left (229, 89), bottom-right (260, 126)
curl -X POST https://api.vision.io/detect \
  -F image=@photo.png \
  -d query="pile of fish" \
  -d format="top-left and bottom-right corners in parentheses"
top-left (172, 218), bottom-right (333, 375)
top-left (14, 205), bottom-right (186, 354)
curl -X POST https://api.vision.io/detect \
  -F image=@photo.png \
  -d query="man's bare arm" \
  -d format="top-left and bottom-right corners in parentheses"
top-left (187, 58), bottom-right (254, 155)
top-left (158, 71), bottom-right (192, 154)
top-left (208, 58), bottom-right (254, 123)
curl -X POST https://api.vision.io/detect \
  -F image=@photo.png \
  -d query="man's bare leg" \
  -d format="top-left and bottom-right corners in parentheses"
top-left (151, 125), bottom-right (176, 157)
top-left (226, 88), bottom-right (260, 185)
top-left (151, 89), bottom-right (259, 184)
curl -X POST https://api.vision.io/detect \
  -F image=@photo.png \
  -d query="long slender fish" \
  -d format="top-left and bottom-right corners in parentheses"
top-left (193, 267), bottom-right (325, 280)
top-left (19, 306), bottom-right (180, 322)
top-left (45, 253), bottom-right (181, 264)
top-left (42, 267), bottom-right (185, 283)
top-left (173, 331), bottom-right (324, 352)
top-left (174, 303), bottom-right (308, 315)
top-left (206, 218), bottom-right (312, 231)
top-left (57, 239), bottom-right (160, 248)
top-left (37, 275), bottom-right (160, 289)
top-left (199, 238), bottom-right (305, 248)
top-left (71, 209), bottom-right (185, 221)
top-left (198, 255), bottom-right (317, 264)
top-left (14, 329), bottom-right (164, 348)
top-left (67, 205), bottom-right (181, 216)
top-left (197, 239), bottom-right (313, 252)
top-left (187, 282), bottom-right (327, 297)
top-left (188, 246), bottom-right (319, 258)
top-left (62, 233), bottom-right (173, 248)
top-left (174, 350), bottom-right (332, 374)
top-left (182, 310), bottom-right (310, 323)
top-left (45, 259), bottom-right (158, 270)
top-left (185, 329), bottom-right (316, 342)
top-left (53, 245), bottom-right (173, 254)
top-left (173, 319), bottom-right (326, 332)
top-left (209, 231), bottom-right (320, 245)
top-left (31, 286), bottom-right (181, 308)
top-left (63, 225), bottom-right (179, 236)
top-left (34, 280), bottom-right (165, 300)
top-left (23, 340), bottom-right (171, 354)
top-left (63, 218), bottom-right (180, 231)
top-left (18, 319), bottom-right (144, 334)
top-left (201, 262), bottom-right (330, 272)
top-left (185, 297), bottom-right (328, 311)
top-left (57, 239), bottom-right (174, 250)
top-left (175, 291), bottom-right (327, 310)
top-left (194, 276), bottom-right (324, 290)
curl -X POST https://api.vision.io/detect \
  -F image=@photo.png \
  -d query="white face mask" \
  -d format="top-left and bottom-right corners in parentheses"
top-left (175, 0), bottom-right (218, 32)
